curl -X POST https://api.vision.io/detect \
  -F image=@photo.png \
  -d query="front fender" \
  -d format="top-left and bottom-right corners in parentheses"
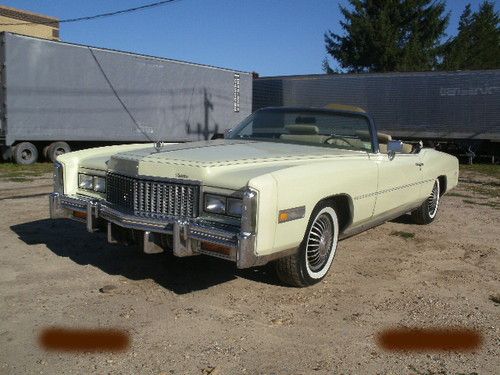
top-left (56, 144), bottom-right (151, 194)
top-left (266, 158), bottom-right (378, 254)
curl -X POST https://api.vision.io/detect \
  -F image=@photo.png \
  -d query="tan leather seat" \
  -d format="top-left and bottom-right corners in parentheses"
top-left (401, 143), bottom-right (413, 153)
top-left (356, 130), bottom-right (392, 153)
top-left (280, 125), bottom-right (329, 144)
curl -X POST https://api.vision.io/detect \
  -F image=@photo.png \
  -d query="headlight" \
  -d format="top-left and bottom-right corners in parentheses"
top-left (78, 173), bottom-right (106, 193)
top-left (94, 176), bottom-right (106, 193)
top-left (204, 194), bottom-right (226, 214)
top-left (204, 194), bottom-right (243, 217)
top-left (227, 198), bottom-right (243, 217)
top-left (78, 174), bottom-right (93, 190)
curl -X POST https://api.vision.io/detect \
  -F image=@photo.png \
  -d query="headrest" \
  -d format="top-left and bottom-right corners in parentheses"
top-left (355, 130), bottom-right (392, 143)
top-left (285, 124), bottom-right (320, 135)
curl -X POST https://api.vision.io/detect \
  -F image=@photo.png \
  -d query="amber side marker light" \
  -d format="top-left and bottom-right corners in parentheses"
top-left (201, 242), bottom-right (232, 256)
top-left (72, 211), bottom-right (87, 220)
top-left (377, 328), bottom-right (482, 352)
top-left (39, 328), bottom-right (129, 352)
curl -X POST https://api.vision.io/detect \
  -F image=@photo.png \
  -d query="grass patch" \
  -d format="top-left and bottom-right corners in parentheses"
top-left (0, 163), bottom-right (53, 181)
top-left (390, 231), bottom-right (415, 239)
top-left (461, 164), bottom-right (500, 180)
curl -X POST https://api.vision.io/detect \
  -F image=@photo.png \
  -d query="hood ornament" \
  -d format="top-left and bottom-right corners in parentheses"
top-left (154, 141), bottom-right (163, 153)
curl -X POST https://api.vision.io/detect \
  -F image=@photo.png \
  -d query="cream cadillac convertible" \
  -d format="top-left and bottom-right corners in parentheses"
top-left (50, 106), bottom-right (458, 287)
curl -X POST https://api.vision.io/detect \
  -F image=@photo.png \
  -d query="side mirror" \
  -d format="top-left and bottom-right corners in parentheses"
top-left (387, 140), bottom-right (404, 160)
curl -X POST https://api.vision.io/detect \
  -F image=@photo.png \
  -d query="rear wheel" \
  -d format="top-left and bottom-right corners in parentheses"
top-left (13, 142), bottom-right (38, 165)
top-left (411, 179), bottom-right (440, 224)
top-left (275, 203), bottom-right (339, 287)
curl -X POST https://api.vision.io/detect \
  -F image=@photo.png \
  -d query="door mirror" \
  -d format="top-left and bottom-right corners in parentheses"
top-left (387, 140), bottom-right (404, 160)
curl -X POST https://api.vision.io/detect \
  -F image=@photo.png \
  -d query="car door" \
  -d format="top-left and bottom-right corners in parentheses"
top-left (372, 152), bottom-right (424, 217)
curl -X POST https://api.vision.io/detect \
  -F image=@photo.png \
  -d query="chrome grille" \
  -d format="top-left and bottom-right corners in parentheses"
top-left (106, 172), bottom-right (200, 219)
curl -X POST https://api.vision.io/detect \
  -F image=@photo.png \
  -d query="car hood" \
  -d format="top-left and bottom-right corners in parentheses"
top-left (101, 140), bottom-right (365, 190)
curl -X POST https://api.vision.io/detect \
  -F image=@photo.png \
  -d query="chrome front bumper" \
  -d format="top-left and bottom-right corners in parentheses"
top-left (49, 192), bottom-right (261, 269)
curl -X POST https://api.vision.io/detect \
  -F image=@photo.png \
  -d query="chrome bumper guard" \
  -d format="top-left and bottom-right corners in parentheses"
top-left (49, 192), bottom-right (261, 269)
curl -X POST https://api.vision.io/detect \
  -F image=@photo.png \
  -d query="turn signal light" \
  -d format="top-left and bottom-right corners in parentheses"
top-left (201, 242), bottom-right (232, 256)
top-left (73, 211), bottom-right (87, 219)
top-left (278, 212), bottom-right (289, 222)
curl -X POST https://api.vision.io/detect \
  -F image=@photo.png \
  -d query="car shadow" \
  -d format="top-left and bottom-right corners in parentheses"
top-left (389, 213), bottom-right (414, 225)
top-left (10, 219), bottom-right (282, 294)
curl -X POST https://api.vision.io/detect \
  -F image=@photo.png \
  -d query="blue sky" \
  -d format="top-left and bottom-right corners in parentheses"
top-left (3, 0), bottom-right (497, 76)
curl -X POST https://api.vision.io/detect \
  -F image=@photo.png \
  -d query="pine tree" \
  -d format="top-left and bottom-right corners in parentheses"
top-left (470, 1), bottom-right (500, 69)
top-left (441, 4), bottom-right (474, 70)
top-left (324, 0), bottom-right (449, 73)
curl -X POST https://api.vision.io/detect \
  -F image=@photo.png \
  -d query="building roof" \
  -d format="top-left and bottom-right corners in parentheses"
top-left (0, 5), bottom-right (59, 25)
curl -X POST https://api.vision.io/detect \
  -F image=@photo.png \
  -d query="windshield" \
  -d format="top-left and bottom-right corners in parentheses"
top-left (229, 108), bottom-right (374, 152)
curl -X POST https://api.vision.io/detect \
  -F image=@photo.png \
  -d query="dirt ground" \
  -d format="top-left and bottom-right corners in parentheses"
top-left (0, 166), bottom-right (498, 375)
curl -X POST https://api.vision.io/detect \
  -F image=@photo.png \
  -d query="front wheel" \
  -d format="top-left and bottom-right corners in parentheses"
top-left (411, 179), bottom-right (440, 224)
top-left (275, 203), bottom-right (339, 287)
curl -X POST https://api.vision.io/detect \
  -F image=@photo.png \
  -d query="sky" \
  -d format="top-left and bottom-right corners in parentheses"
top-left (2, 0), bottom-right (497, 76)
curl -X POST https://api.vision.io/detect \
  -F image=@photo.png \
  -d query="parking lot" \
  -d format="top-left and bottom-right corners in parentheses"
top-left (0, 164), bottom-right (498, 374)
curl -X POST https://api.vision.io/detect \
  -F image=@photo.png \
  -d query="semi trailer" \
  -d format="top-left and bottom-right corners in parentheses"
top-left (253, 71), bottom-right (500, 160)
top-left (0, 32), bottom-right (252, 164)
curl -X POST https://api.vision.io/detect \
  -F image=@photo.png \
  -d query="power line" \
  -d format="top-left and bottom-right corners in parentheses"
top-left (0, 0), bottom-right (180, 26)
top-left (88, 47), bottom-right (156, 144)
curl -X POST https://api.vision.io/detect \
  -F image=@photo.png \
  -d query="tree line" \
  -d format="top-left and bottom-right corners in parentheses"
top-left (323, 0), bottom-right (499, 73)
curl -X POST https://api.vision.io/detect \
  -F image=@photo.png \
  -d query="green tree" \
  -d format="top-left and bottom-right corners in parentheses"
top-left (442, 1), bottom-right (499, 70)
top-left (324, 0), bottom-right (449, 73)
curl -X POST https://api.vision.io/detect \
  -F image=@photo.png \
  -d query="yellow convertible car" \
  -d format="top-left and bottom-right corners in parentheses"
top-left (50, 106), bottom-right (459, 287)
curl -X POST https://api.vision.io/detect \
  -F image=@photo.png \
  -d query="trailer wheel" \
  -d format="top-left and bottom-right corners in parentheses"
top-left (42, 144), bottom-right (51, 160)
top-left (47, 142), bottom-right (71, 162)
top-left (13, 142), bottom-right (38, 165)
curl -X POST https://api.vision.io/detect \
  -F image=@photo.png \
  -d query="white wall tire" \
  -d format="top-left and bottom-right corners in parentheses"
top-left (411, 178), bottom-right (441, 224)
top-left (304, 207), bottom-right (339, 280)
top-left (427, 179), bottom-right (440, 219)
top-left (275, 202), bottom-right (339, 287)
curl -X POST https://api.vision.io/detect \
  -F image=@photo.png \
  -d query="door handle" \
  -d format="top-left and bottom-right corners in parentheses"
top-left (415, 162), bottom-right (424, 167)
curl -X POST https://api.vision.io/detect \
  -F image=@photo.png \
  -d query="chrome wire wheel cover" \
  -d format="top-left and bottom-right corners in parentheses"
top-left (305, 207), bottom-right (339, 279)
top-left (428, 179), bottom-right (440, 219)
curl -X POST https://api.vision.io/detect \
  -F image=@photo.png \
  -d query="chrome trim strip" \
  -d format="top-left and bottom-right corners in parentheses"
top-left (340, 201), bottom-right (422, 239)
top-left (53, 162), bottom-right (64, 194)
top-left (106, 164), bottom-right (203, 186)
top-left (241, 188), bottom-right (257, 234)
top-left (354, 178), bottom-right (434, 200)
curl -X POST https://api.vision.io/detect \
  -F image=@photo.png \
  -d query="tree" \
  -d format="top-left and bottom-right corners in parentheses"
top-left (442, 1), bottom-right (499, 70)
top-left (324, 0), bottom-right (449, 73)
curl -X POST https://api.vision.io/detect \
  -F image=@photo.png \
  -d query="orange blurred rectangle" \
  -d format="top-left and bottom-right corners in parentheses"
top-left (39, 328), bottom-right (129, 352)
top-left (377, 328), bottom-right (482, 352)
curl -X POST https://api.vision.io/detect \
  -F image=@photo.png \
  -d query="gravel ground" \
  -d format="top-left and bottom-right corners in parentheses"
top-left (0, 169), bottom-right (498, 374)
